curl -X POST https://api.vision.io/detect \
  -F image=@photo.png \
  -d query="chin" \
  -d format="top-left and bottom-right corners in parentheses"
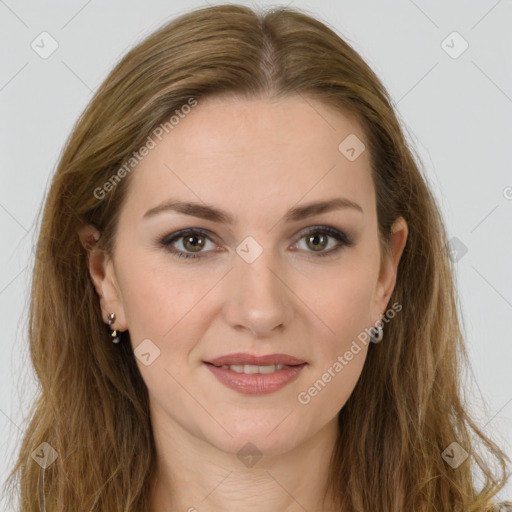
top-left (203, 421), bottom-right (305, 461)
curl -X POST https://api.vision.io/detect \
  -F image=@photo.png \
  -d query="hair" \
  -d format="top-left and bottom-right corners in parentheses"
top-left (3, 3), bottom-right (511, 511)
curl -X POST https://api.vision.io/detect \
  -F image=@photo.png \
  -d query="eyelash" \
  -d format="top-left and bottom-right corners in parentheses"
top-left (159, 226), bottom-right (354, 261)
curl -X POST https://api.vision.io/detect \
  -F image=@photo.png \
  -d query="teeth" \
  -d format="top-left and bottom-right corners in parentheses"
top-left (219, 363), bottom-right (286, 374)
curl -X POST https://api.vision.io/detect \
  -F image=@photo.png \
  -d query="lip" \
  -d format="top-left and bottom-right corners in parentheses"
top-left (204, 362), bottom-right (307, 395)
top-left (204, 353), bottom-right (307, 367)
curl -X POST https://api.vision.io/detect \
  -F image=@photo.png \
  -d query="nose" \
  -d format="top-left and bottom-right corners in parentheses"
top-left (221, 246), bottom-right (295, 339)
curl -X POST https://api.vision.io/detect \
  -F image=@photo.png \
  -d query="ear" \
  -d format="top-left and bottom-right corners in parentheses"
top-left (77, 224), bottom-right (127, 332)
top-left (372, 216), bottom-right (408, 322)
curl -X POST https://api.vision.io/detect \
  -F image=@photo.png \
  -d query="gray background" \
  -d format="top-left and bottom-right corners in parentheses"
top-left (1, 0), bottom-right (511, 508)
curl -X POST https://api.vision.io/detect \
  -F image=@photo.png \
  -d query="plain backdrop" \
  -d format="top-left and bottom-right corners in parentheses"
top-left (1, 0), bottom-right (511, 508)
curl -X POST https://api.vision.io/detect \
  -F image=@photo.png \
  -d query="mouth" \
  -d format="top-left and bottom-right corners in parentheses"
top-left (204, 361), bottom-right (306, 374)
top-left (204, 352), bottom-right (307, 368)
top-left (206, 363), bottom-right (306, 375)
top-left (203, 354), bottom-right (308, 394)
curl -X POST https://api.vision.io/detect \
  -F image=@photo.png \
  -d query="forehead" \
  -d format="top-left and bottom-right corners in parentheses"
top-left (122, 95), bottom-right (374, 223)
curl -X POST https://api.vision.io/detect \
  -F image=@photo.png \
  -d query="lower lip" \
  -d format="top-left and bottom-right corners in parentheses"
top-left (204, 363), bottom-right (307, 395)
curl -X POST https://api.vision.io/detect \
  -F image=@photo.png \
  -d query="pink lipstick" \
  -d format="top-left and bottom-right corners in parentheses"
top-left (203, 353), bottom-right (307, 395)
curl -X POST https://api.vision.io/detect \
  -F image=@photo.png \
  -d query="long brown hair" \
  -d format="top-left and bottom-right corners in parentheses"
top-left (4, 4), bottom-right (510, 511)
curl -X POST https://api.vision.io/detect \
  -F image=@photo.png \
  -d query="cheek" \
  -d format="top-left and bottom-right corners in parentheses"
top-left (117, 255), bottom-right (211, 343)
top-left (304, 263), bottom-right (377, 353)
top-left (296, 261), bottom-right (375, 409)
top-left (116, 261), bottom-right (211, 398)
top-left (298, 346), bottom-right (368, 418)
top-left (298, 281), bottom-right (372, 417)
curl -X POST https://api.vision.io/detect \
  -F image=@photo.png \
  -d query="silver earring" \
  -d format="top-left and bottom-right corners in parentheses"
top-left (107, 313), bottom-right (121, 344)
top-left (370, 324), bottom-right (383, 344)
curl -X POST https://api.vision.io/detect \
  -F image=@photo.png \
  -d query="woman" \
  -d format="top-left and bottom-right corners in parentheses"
top-left (4, 4), bottom-right (510, 511)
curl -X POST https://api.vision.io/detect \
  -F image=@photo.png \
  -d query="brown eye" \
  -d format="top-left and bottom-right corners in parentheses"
top-left (160, 229), bottom-right (216, 260)
top-left (305, 232), bottom-right (328, 252)
top-left (160, 225), bottom-right (354, 261)
top-left (294, 226), bottom-right (354, 258)
top-left (182, 233), bottom-right (206, 252)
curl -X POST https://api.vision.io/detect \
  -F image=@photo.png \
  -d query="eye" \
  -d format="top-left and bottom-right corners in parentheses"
top-left (292, 226), bottom-right (354, 258)
top-left (160, 228), bottom-right (216, 260)
top-left (159, 226), bottom-right (354, 260)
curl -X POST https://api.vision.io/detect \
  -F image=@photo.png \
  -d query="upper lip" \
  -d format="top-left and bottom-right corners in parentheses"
top-left (204, 353), bottom-right (307, 367)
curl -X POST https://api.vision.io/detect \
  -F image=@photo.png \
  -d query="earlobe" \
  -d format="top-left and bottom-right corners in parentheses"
top-left (77, 224), bottom-right (127, 331)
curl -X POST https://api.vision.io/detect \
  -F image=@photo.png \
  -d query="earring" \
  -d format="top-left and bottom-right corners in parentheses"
top-left (107, 313), bottom-right (121, 344)
top-left (370, 324), bottom-right (383, 344)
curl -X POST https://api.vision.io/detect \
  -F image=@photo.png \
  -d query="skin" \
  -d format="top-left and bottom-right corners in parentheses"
top-left (79, 94), bottom-right (408, 511)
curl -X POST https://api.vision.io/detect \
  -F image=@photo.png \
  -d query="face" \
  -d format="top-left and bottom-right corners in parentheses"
top-left (84, 94), bottom-right (407, 458)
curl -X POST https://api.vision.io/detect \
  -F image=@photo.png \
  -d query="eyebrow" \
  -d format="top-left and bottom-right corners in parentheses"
top-left (142, 197), bottom-right (363, 224)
